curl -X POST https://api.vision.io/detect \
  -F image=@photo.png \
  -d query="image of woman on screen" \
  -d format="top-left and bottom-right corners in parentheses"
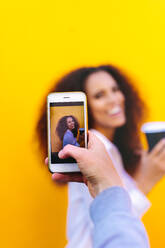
top-left (56, 115), bottom-right (80, 148)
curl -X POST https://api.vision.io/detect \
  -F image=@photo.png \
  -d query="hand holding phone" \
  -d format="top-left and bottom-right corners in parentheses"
top-left (47, 92), bottom-right (88, 173)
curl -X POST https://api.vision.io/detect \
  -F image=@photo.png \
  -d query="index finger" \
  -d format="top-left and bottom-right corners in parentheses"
top-left (149, 138), bottom-right (165, 156)
top-left (45, 157), bottom-right (48, 165)
top-left (58, 144), bottom-right (87, 161)
top-left (52, 172), bottom-right (84, 183)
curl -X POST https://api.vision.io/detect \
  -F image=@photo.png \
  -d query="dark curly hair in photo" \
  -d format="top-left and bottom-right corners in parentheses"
top-left (36, 65), bottom-right (147, 175)
top-left (56, 115), bottom-right (79, 141)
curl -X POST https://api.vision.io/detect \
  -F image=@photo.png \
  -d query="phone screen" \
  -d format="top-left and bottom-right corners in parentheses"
top-left (50, 101), bottom-right (85, 164)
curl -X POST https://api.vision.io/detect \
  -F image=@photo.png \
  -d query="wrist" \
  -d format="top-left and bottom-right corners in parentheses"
top-left (96, 178), bottom-right (123, 196)
top-left (135, 170), bottom-right (164, 195)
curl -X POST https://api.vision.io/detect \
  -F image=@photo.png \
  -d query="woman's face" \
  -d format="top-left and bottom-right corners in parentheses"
top-left (85, 71), bottom-right (126, 131)
top-left (66, 117), bottom-right (75, 130)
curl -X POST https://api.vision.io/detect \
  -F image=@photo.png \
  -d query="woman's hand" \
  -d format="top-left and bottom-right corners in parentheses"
top-left (134, 138), bottom-right (165, 195)
top-left (78, 132), bottom-right (85, 147)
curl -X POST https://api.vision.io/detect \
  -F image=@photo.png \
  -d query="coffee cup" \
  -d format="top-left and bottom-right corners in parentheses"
top-left (141, 122), bottom-right (165, 151)
top-left (79, 128), bottom-right (85, 135)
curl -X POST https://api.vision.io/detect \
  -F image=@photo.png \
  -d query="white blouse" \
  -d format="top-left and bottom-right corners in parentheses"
top-left (66, 129), bottom-right (151, 248)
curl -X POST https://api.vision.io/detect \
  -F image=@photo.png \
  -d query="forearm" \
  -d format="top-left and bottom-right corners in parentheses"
top-left (134, 167), bottom-right (164, 195)
top-left (133, 147), bottom-right (165, 195)
top-left (90, 187), bottom-right (150, 248)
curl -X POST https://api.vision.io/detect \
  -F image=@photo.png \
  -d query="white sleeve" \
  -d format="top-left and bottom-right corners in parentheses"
top-left (109, 145), bottom-right (151, 218)
top-left (122, 170), bottom-right (151, 218)
top-left (65, 182), bottom-right (94, 248)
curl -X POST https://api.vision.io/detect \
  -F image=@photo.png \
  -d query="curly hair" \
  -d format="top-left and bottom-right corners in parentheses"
top-left (56, 115), bottom-right (79, 141)
top-left (36, 65), bottom-right (147, 175)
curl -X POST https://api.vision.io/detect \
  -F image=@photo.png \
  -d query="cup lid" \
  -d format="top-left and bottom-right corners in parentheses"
top-left (141, 121), bottom-right (165, 133)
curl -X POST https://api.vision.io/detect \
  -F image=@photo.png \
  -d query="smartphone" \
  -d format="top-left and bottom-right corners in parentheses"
top-left (47, 92), bottom-right (88, 173)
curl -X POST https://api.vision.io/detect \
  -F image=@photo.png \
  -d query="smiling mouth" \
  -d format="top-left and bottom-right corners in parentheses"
top-left (107, 106), bottom-right (123, 116)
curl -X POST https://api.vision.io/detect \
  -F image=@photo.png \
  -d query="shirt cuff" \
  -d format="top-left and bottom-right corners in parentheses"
top-left (90, 186), bottom-right (132, 223)
top-left (128, 188), bottom-right (151, 218)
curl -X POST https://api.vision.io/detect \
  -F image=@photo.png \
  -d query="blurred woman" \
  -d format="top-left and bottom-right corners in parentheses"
top-left (36, 65), bottom-right (165, 248)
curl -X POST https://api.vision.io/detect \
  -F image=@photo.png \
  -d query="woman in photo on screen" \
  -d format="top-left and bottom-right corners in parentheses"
top-left (36, 65), bottom-right (165, 248)
top-left (56, 115), bottom-right (80, 148)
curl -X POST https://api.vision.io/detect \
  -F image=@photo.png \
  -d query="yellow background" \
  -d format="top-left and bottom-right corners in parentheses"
top-left (1, 0), bottom-right (165, 247)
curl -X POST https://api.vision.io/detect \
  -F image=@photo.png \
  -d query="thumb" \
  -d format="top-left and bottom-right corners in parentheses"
top-left (88, 130), bottom-right (105, 150)
top-left (58, 144), bottom-right (87, 162)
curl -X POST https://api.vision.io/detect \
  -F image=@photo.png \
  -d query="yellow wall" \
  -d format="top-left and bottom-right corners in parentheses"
top-left (1, 0), bottom-right (165, 247)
